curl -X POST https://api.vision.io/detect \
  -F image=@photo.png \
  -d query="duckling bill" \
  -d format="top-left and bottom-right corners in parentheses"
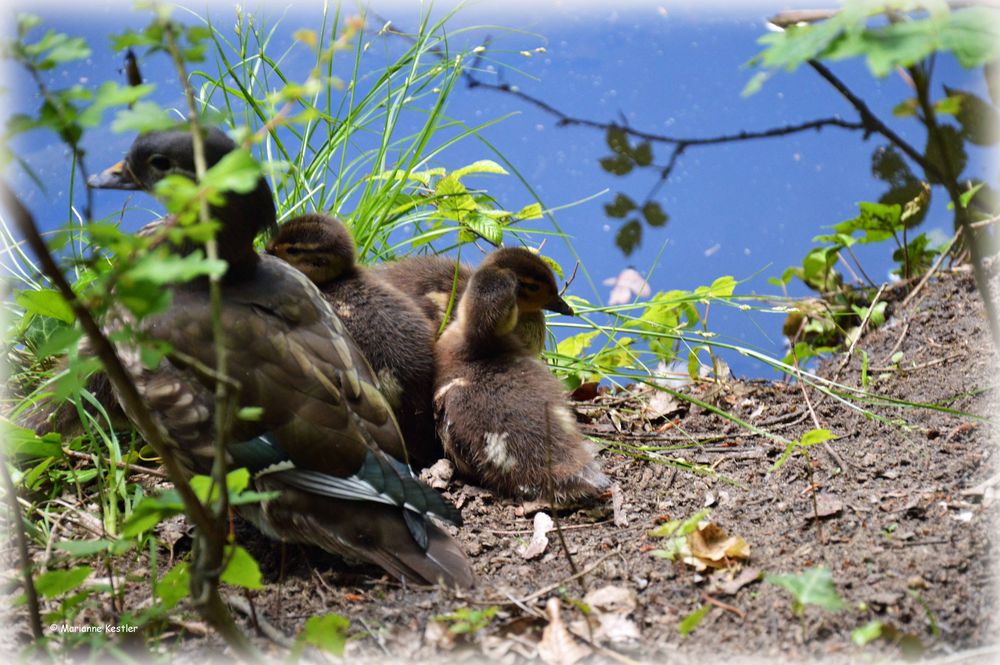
top-left (266, 214), bottom-right (441, 469)
top-left (88, 128), bottom-right (473, 588)
top-left (434, 262), bottom-right (608, 503)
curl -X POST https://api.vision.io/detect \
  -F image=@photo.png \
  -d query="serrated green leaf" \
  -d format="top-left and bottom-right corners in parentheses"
top-left (15, 288), bottom-right (74, 323)
top-left (606, 126), bottom-right (630, 155)
top-left (461, 213), bottom-right (502, 245)
top-left (941, 7), bottom-right (1000, 67)
top-left (642, 201), bottom-right (669, 227)
top-left (556, 331), bottom-right (598, 359)
top-left (632, 142), bottom-right (653, 167)
top-left (615, 219), bottom-right (642, 256)
top-left (599, 155), bottom-right (633, 176)
top-left (514, 202), bottom-right (543, 220)
top-left (300, 613), bottom-right (350, 655)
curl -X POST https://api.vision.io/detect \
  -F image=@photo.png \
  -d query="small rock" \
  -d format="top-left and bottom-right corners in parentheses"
top-left (419, 458), bottom-right (454, 490)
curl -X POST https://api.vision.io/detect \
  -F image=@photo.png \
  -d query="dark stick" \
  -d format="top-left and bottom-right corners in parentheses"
top-left (1, 462), bottom-right (44, 640)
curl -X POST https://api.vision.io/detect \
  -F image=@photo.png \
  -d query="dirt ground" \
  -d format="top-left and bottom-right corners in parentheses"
top-left (4, 264), bottom-right (999, 663)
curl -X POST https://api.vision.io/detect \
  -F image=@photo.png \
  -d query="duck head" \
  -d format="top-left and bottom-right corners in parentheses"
top-left (88, 128), bottom-right (276, 272)
top-left (480, 247), bottom-right (574, 316)
top-left (265, 214), bottom-right (356, 286)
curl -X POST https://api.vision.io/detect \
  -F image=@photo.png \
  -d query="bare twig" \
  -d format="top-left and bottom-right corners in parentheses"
top-left (61, 447), bottom-right (169, 479)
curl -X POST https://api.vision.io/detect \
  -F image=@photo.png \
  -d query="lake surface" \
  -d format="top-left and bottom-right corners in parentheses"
top-left (3, 1), bottom-right (993, 376)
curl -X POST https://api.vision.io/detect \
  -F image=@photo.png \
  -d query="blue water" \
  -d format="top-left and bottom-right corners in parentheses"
top-left (3, 2), bottom-right (993, 376)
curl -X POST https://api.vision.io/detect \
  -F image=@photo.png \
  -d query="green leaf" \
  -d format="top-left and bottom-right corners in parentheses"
top-left (852, 620), bottom-right (883, 646)
top-left (940, 7), bottom-right (1000, 67)
top-left (642, 201), bottom-right (669, 227)
top-left (15, 288), bottom-right (74, 323)
top-left (514, 202), bottom-right (543, 220)
top-left (3, 423), bottom-right (62, 459)
top-left (862, 17), bottom-right (940, 78)
top-left (78, 81), bottom-right (156, 127)
top-left (111, 101), bottom-right (178, 133)
top-left (237, 406), bottom-right (264, 421)
top-left (435, 606), bottom-right (498, 634)
top-left (631, 142), bottom-right (653, 167)
top-left (461, 212), bottom-right (503, 245)
top-left (599, 155), bottom-right (633, 176)
top-left (606, 126), bottom-right (630, 155)
top-left (451, 159), bottom-right (509, 179)
top-left (766, 567), bottom-right (845, 615)
top-left (125, 250), bottom-right (227, 284)
top-left (557, 331), bottom-right (598, 359)
top-left (615, 219), bottom-right (642, 256)
top-left (34, 566), bottom-right (93, 598)
top-left (55, 538), bottom-right (131, 557)
top-left (300, 613), bottom-right (350, 655)
top-left (678, 604), bottom-right (710, 637)
top-left (800, 428), bottom-right (835, 447)
top-left (202, 149), bottom-right (262, 195)
top-left (943, 86), bottom-right (1000, 146)
top-left (923, 124), bottom-right (967, 185)
top-left (156, 562), bottom-right (189, 610)
top-left (434, 175), bottom-right (477, 212)
top-left (221, 545), bottom-right (263, 590)
top-left (604, 193), bottom-right (636, 219)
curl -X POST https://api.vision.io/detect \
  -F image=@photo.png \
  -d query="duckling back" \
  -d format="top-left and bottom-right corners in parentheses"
top-left (434, 266), bottom-right (608, 503)
top-left (268, 214), bottom-right (442, 469)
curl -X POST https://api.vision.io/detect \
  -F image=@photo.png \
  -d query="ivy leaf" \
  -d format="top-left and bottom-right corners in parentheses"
top-left (604, 193), bottom-right (636, 218)
top-left (615, 219), bottom-right (642, 256)
top-left (15, 288), bottom-right (74, 323)
top-left (642, 201), bottom-right (669, 227)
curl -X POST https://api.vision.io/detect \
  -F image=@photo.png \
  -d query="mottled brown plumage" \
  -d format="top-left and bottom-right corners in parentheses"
top-left (89, 129), bottom-right (472, 588)
top-left (266, 214), bottom-right (441, 469)
top-left (434, 264), bottom-right (608, 503)
top-left (372, 248), bottom-right (573, 354)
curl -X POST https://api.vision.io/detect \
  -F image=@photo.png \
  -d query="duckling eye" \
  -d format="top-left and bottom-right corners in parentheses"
top-left (284, 246), bottom-right (303, 256)
top-left (147, 154), bottom-right (172, 171)
top-left (521, 282), bottom-right (540, 293)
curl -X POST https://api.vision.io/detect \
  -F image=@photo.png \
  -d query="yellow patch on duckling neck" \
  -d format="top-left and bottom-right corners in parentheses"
top-left (494, 302), bottom-right (519, 337)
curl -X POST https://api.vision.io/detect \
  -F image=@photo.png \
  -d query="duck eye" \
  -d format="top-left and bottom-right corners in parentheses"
top-left (147, 154), bottom-right (172, 171)
top-left (520, 282), bottom-right (540, 293)
top-left (284, 246), bottom-right (302, 256)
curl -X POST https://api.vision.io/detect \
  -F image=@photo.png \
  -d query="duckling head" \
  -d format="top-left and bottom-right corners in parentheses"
top-left (266, 214), bottom-right (356, 286)
top-left (89, 128), bottom-right (277, 267)
top-left (481, 248), bottom-right (574, 317)
top-left (458, 266), bottom-right (520, 342)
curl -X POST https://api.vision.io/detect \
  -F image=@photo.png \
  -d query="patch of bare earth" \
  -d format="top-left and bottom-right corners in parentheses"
top-left (3, 266), bottom-right (998, 664)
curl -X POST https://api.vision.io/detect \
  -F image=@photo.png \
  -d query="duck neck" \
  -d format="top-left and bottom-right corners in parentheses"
top-left (179, 178), bottom-right (277, 280)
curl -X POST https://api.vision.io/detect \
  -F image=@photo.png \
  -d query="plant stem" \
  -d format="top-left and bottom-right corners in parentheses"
top-left (0, 460), bottom-right (44, 640)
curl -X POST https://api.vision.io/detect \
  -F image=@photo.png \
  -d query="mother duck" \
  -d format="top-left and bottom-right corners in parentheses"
top-left (89, 127), bottom-right (473, 588)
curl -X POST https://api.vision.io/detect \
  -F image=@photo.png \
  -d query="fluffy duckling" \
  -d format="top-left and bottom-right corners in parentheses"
top-left (89, 128), bottom-right (472, 588)
top-left (434, 264), bottom-right (608, 503)
top-left (372, 248), bottom-right (574, 354)
top-left (266, 214), bottom-right (441, 469)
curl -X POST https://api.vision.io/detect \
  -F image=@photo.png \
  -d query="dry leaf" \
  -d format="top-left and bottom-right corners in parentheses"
top-left (537, 598), bottom-right (592, 665)
top-left (584, 585), bottom-right (637, 614)
top-left (686, 522), bottom-right (750, 569)
top-left (519, 512), bottom-right (554, 560)
top-left (419, 458), bottom-right (454, 490)
top-left (710, 567), bottom-right (762, 596)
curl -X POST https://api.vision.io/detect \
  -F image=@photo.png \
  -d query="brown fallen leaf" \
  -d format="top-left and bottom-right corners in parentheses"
top-left (687, 523), bottom-right (751, 569)
top-left (709, 567), bottom-right (762, 596)
top-left (537, 598), bottom-right (592, 665)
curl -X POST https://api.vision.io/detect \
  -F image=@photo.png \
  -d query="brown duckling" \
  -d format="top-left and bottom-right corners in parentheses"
top-left (372, 248), bottom-right (574, 354)
top-left (266, 214), bottom-right (441, 469)
top-left (434, 263), bottom-right (609, 503)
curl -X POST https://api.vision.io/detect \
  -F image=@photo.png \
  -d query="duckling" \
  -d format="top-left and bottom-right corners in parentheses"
top-left (265, 214), bottom-right (441, 469)
top-left (88, 128), bottom-right (472, 588)
top-left (434, 263), bottom-right (608, 503)
top-left (373, 248), bottom-right (573, 354)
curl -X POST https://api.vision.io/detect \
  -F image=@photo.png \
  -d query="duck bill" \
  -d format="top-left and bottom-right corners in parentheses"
top-left (88, 161), bottom-right (140, 190)
top-left (545, 294), bottom-right (574, 316)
